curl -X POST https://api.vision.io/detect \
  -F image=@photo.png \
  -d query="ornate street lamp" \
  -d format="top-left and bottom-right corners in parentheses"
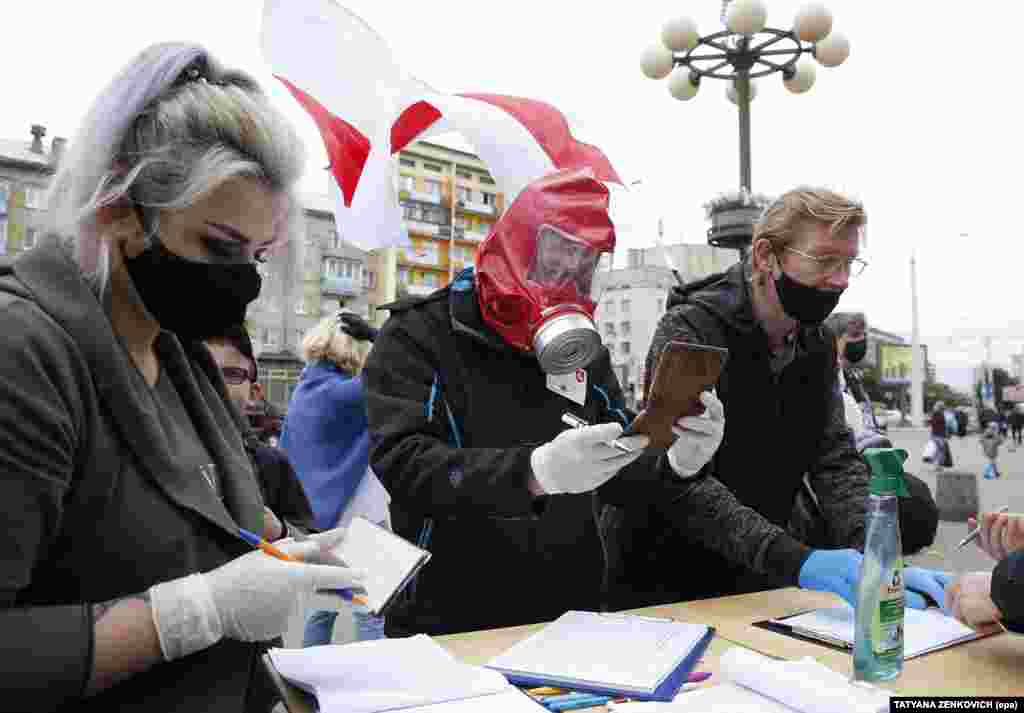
top-left (641, 1), bottom-right (850, 252)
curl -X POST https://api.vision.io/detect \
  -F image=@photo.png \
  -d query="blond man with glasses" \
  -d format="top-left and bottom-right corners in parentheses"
top-left (608, 186), bottom-right (953, 616)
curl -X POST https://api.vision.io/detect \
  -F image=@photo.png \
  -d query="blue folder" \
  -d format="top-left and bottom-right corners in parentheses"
top-left (492, 625), bottom-right (715, 702)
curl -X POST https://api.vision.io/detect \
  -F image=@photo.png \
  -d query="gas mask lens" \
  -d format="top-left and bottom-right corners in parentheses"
top-left (528, 225), bottom-right (601, 301)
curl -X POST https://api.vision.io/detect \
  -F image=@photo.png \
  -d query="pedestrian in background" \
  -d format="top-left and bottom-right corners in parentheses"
top-left (926, 401), bottom-right (954, 469)
top-left (981, 422), bottom-right (1004, 480)
top-left (281, 311), bottom-right (389, 645)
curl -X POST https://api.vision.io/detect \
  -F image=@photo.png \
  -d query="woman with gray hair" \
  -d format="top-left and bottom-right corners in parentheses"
top-left (0, 43), bottom-right (362, 711)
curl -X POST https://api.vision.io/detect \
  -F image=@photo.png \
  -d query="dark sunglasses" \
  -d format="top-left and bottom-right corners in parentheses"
top-left (221, 366), bottom-right (253, 385)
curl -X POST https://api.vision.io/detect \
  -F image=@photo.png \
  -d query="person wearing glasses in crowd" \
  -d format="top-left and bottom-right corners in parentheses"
top-left (205, 324), bottom-right (315, 541)
top-left (606, 187), bottom-right (953, 613)
top-left (0, 43), bottom-right (363, 711)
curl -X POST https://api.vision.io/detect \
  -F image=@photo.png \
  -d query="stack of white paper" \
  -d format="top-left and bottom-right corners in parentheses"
top-left (269, 635), bottom-right (541, 713)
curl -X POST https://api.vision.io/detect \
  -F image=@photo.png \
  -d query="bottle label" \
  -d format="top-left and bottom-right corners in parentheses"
top-left (872, 558), bottom-right (904, 659)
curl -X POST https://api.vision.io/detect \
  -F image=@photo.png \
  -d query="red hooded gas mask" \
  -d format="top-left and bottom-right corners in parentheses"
top-left (476, 169), bottom-right (615, 374)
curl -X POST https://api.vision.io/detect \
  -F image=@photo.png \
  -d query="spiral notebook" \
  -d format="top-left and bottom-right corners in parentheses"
top-left (486, 611), bottom-right (714, 701)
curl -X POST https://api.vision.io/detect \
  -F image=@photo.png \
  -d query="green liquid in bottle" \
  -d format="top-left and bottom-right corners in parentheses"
top-left (853, 495), bottom-right (904, 681)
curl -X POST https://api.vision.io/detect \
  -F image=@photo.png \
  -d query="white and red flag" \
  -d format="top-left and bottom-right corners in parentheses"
top-left (260, 0), bottom-right (622, 253)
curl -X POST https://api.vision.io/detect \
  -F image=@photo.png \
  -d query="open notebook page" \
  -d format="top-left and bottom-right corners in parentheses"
top-left (332, 517), bottom-right (429, 615)
top-left (772, 605), bottom-right (981, 659)
top-left (488, 611), bottom-right (708, 695)
top-left (269, 635), bottom-right (512, 713)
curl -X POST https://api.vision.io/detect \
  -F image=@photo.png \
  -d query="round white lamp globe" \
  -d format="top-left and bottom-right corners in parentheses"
top-left (726, 0), bottom-right (768, 35)
top-left (662, 16), bottom-right (699, 52)
top-left (641, 43), bottom-right (675, 79)
top-left (815, 31), bottom-right (850, 67)
top-left (783, 59), bottom-right (816, 93)
top-left (793, 3), bottom-right (832, 42)
top-left (668, 66), bottom-right (700, 100)
top-left (726, 79), bottom-right (759, 104)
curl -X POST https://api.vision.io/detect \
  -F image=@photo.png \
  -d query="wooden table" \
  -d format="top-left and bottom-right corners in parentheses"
top-left (266, 587), bottom-right (1024, 711)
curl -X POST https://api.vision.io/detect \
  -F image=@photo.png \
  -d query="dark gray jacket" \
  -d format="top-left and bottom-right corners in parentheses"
top-left (0, 246), bottom-right (270, 712)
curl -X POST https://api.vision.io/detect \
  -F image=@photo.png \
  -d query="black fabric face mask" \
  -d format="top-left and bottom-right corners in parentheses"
top-left (124, 239), bottom-right (262, 342)
top-left (773, 270), bottom-right (842, 325)
top-left (844, 338), bottom-right (868, 363)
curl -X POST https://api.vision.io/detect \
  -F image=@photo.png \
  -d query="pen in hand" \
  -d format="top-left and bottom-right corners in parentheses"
top-left (238, 527), bottom-right (370, 606)
top-left (956, 506), bottom-right (1010, 550)
top-left (561, 413), bottom-right (635, 454)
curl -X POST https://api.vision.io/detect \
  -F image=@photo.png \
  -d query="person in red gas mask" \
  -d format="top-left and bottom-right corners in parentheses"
top-left (362, 168), bottom-right (725, 636)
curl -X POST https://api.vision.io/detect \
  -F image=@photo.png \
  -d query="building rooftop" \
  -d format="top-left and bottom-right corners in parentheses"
top-left (0, 138), bottom-right (54, 171)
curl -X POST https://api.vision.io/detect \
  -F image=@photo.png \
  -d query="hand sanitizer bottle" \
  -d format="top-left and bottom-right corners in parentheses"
top-left (853, 447), bottom-right (909, 682)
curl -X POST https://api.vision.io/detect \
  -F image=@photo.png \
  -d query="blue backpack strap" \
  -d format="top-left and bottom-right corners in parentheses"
top-left (591, 384), bottom-right (630, 428)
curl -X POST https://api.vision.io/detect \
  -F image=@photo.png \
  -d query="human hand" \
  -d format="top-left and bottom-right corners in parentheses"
top-left (338, 313), bottom-right (378, 342)
top-left (946, 571), bottom-right (1002, 632)
top-left (798, 548), bottom-right (863, 608)
top-left (968, 512), bottom-right (1024, 562)
top-left (149, 529), bottom-right (364, 659)
top-left (903, 567), bottom-right (954, 611)
top-left (530, 423), bottom-right (649, 495)
top-left (666, 391), bottom-right (725, 478)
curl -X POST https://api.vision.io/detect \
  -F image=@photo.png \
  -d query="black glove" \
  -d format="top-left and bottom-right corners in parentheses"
top-left (338, 313), bottom-right (378, 342)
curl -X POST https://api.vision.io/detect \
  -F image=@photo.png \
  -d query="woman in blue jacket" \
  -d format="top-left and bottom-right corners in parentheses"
top-left (282, 312), bottom-right (387, 644)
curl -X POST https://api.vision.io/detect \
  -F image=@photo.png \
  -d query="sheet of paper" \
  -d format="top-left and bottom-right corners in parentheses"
top-left (487, 610), bottom-right (708, 695)
top-left (718, 647), bottom-right (889, 713)
top-left (270, 635), bottom-right (511, 713)
top-left (772, 605), bottom-right (981, 659)
top-left (406, 689), bottom-right (544, 712)
top-left (332, 516), bottom-right (429, 614)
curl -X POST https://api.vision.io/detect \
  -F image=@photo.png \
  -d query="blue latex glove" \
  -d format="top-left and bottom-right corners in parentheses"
top-left (903, 567), bottom-right (953, 612)
top-left (798, 549), bottom-right (863, 608)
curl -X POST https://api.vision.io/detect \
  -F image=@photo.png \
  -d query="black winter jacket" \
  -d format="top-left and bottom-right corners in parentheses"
top-left (362, 269), bottom-right (683, 636)
top-left (609, 263), bottom-right (870, 607)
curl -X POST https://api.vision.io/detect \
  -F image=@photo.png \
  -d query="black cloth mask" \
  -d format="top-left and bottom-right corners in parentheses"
top-left (844, 338), bottom-right (868, 363)
top-left (773, 270), bottom-right (841, 325)
top-left (124, 239), bottom-right (262, 342)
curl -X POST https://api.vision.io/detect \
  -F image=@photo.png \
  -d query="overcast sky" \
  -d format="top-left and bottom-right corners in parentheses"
top-left (4, 1), bottom-right (1022, 388)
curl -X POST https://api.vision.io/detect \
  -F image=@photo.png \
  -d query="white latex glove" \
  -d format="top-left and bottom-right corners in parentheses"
top-left (530, 422), bottom-right (649, 495)
top-left (666, 391), bottom-right (725, 478)
top-left (149, 528), bottom-right (365, 660)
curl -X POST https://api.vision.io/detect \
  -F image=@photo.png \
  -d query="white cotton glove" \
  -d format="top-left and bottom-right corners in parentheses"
top-left (530, 423), bottom-right (649, 495)
top-left (666, 391), bottom-right (725, 478)
top-left (149, 528), bottom-right (365, 660)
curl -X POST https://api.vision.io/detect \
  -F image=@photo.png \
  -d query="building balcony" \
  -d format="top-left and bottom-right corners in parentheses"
top-left (455, 227), bottom-right (488, 242)
top-left (459, 199), bottom-right (494, 215)
top-left (401, 283), bottom-right (438, 297)
top-left (320, 275), bottom-right (361, 297)
top-left (399, 189), bottom-right (441, 205)
top-left (405, 219), bottom-right (442, 236)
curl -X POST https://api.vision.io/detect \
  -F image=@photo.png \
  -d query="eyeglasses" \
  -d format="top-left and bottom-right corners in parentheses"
top-left (782, 247), bottom-right (868, 278)
top-left (221, 367), bottom-right (253, 385)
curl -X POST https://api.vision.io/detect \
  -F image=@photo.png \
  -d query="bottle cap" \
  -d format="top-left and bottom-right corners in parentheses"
top-left (863, 447), bottom-right (910, 496)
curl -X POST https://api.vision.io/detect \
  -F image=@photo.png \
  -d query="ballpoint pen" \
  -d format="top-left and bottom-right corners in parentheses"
top-left (561, 413), bottom-right (635, 454)
top-left (238, 527), bottom-right (369, 606)
top-left (956, 506), bottom-right (1010, 550)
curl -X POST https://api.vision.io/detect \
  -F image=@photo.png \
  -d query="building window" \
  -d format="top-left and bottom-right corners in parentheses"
top-left (424, 163), bottom-right (443, 173)
top-left (621, 342), bottom-right (631, 355)
top-left (424, 179), bottom-right (441, 196)
top-left (456, 170), bottom-right (472, 180)
top-left (604, 322), bottom-right (616, 338)
top-left (480, 175), bottom-right (496, 185)
top-left (603, 300), bottom-right (615, 315)
top-left (24, 228), bottom-right (36, 250)
top-left (399, 157), bottom-right (415, 168)
top-left (0, 218), bottom-right (7, 256)
top-left (621, 321), bottom-right (631, 336)
top-left (366, 270), bottom-right (376, 288)
top-left (621, 299), bottom-right (631, 314)
top-left (422, 206), bottom-right (446, 224)
top-left (481, 191), bottom-right (495, 206)
top-left (24, 186), bottom-right (46, 209)
top-left (456, 186), bottom-right (473, 203)
top-left (403, 203), bottom-right (422, 221)
top-left (399, 174), bottom-right (415, 191)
